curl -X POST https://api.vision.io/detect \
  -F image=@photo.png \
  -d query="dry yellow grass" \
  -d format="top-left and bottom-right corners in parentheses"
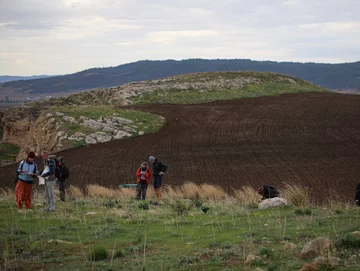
top-left (67, 185), bottom-right (84, 199)
top-left (199, 184), bottom-right (225, 201)
top-left (0, 187), bottom-right (13, 199)
top-left (281, 182), bottom-right (312, 207)
top-left (233, 186), bottom-right (261, 205)
top-left (181, 182), bottom-right (201, 199)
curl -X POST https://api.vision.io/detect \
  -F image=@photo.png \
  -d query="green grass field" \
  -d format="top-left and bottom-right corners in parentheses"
top-left (1, 184), bottom-right (359, 271)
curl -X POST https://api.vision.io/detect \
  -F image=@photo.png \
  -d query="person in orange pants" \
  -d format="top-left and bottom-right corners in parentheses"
top-left (15, 152), bottom-right (37, 211)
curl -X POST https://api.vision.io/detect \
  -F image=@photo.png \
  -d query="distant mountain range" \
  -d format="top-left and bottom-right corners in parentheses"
top-left (0, 75), bottom-right (53, 84)
top-left (1, 59), bottom-right (359, 94)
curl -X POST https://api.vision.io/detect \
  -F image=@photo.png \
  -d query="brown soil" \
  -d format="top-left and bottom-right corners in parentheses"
top-left (1, 92), bottom-right (360, 203)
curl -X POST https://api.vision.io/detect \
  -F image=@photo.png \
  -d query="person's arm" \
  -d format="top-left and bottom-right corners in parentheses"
top-left (159, 162), bottom-right (167, 175)
top-left (136, 168), bottom-right (141, 177)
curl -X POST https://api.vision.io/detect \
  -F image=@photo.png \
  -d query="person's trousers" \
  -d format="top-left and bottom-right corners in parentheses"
top-left (45, 180), bottom-right (56, 211)
top-left (58, 181), bottom-right (66, 202)
top-left (15, 181), bottom-right (32, 209)
top-left (136, 183), bottom-right (148, 200)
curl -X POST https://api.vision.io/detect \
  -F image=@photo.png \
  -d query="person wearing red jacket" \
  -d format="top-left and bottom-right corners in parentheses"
top-left (136, 162), bottom-right (151, 200)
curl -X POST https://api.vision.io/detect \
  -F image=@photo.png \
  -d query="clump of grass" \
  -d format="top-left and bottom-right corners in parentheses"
top-left (200, 184), bottom-right (224, 201)
top-left (258, 246), bottom-right (274, 259)
top-left (181, 182), bottom-right (202, 199)
top-left (233, 186), bottom-right (260, 206)
top-left (169, 200), bottom-right (191, 215)
top-left (89, 245), bottom-right (108, 261)
top-left (138, 201), bottom-right (149, 210)
top-left (114, 249), bottom-right (125, 258)
top-left (281, 183), bottom-right (312, 207)
top-left (67, 185), bottom-right (84, 199)
top-left (336, 233), bottom-right (360, 249)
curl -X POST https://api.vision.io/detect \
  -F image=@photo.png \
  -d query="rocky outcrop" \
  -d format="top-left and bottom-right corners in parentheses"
top-left (258, 197), bottom-right (288, 209)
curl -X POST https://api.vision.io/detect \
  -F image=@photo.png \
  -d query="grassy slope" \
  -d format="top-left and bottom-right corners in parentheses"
top-left (131, 72), bottom-right (327, 105)
top-left (1, 195), bottom-right (359, 271)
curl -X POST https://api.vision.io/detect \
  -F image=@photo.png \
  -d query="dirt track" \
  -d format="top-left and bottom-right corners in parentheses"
top-left (1, 92), bottom-right (360, 202)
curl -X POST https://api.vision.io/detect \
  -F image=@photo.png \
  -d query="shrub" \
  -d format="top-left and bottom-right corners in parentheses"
top-left (258, 246), bottom-right (274, 259)
top-left (336, 233), bottom-right (360, 249)
top-left (89, 245), bottom-right (108, 261)
top-left (170, 200), bottom-right (191, 215)
top-left (138, 201), bottom-right (149, 210)
top-left (281, 183), bottom-right (312, 207)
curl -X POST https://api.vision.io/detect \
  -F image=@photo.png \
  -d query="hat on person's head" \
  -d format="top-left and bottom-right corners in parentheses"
top-left (257, 186), bottom-right (264, 194)
top-left (28, 151), bottom-right (36, 159)
top-left (148, 156), bottom-right (155, 163)
top-left (141, 161), bottom-right (148, 167)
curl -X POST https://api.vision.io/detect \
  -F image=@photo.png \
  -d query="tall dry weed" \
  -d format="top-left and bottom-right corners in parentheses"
top-left (200, 184), bottom-right (225, 201)
top-left (67, 185), bottom-right (84, 199)
top-left (181, 182), bottom-right (201, 199)
top-left (233, 186), bottom-right (260, 205)
top-left (281, 183), bottom-right (312, 207)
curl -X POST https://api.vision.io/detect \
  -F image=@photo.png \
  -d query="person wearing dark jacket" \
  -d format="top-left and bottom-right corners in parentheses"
top-left (355, 183), bottom-right (360, 207)
top-left (148, 156), bottom-right (167, 199)
top-left (258, 185), bottom-right (279, 200)
top-left (55, 156), bottom-right (70, 202)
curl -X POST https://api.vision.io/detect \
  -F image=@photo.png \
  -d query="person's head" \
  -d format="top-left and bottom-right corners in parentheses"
top-left (141, 161), bottom-right (148, 170)
top-left (42, 151), bottom-right (49, 160)
top-left (148, 156), bottom-right (156, 164)
top-left (27, 151), bottom-right (36, 163)
top-left (257, 186), bottom-right (264, 195)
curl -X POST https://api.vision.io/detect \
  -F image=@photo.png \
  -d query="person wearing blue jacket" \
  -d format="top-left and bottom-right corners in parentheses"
top-left (39, 152), bottom-right (57, 212)
top-left (15, 151), bottom-right (37, 211)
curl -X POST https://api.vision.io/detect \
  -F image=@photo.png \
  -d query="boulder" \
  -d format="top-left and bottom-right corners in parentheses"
top-left (245, 254), bottom-right (258, 264)
top-left (112, 117), bottom-right (133, 124)
top-left (96, 133), bottom-right (112, 143)
top-left (63, 116), bottom-right (77, 124)
top-left (55, 112), bottom-right (64, 117)
top-left (300, 237), bottom-right (332, 259)
top-left (81, 119), bottom-right (105, 130)
top-left (299, 263), bottom-right (318, 271)
top-left (102, 126), bottom-right (117, 133)
top-left (114, 130), bottom-right (131, 139)
top-left (74, 132), bottom-right (86, 138)
top-left (258, 198), bottom-right (288, 209)
top-left (138, 131), bottom-right (144, 136)
top-left (46, 113), bottom-right (53, 118)
top-left (85, 136), bottom-right (97, 144)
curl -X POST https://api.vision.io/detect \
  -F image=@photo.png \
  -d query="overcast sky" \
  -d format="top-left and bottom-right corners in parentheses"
top-left (0, 0), bottom-right (359, 76)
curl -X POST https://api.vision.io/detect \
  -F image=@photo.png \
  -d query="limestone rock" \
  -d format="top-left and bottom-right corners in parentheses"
top-left (85, 136), bottom-right (97, 144)
top-left (63, 116), bottom-right (77, 124)
top-left (300, 237), bottom-right (332, 259)
top-left (81, 119), bottom-right (105, 130)
top-left (55, 112), bottom-right (64, 117)
top-left (114, 130), bottom-right (131, 139)
top-left (258, 197), bottom-right (288, 209)
top-left (112, 117), bottom-right (133, 124)
top-left (46, 113), bottom-right (53, 118)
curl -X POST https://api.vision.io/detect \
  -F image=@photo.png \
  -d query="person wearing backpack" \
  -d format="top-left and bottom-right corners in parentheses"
top-left (355, 183), bottom-right (360, 207)
top-left (39, 152), bottom-right (57, 212)
top-left (55, 156), bottom-right (70, 202)
top-left (15, 151), bottom-right (37, 212)
top-left (135, 162), bottom-right (151, 200)
top-left (257, 185), bottom-right (280, 200)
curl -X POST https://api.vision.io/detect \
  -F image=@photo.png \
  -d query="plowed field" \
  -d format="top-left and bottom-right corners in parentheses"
top-left (1, 92), bottom-right (360, 202)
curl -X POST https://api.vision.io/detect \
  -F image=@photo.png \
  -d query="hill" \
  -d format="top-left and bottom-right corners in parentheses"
top-left (0, 75), bottom-right (52, 84)
top-left (0, 59), bottom-right (359, 94)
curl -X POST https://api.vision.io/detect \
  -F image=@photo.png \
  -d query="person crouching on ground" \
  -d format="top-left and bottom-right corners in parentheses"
top-left (15, 151), bottom-right (37, 211)
top-left (39, 152), bottom-right (57, 212)
top-left (257, 185), bottom-right (279, 200)
top-left (355, 183), bottom-right (360, 207)
top-left (136, 162), bottom-right (151, 200)
top-left (148, 156), bottom-right (167, 200)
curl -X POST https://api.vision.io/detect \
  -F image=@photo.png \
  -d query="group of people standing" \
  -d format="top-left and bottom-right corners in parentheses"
top-left (15, 151), bottom-right (69, 212)
top-left (135, 155), bottom-right (167, 200)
